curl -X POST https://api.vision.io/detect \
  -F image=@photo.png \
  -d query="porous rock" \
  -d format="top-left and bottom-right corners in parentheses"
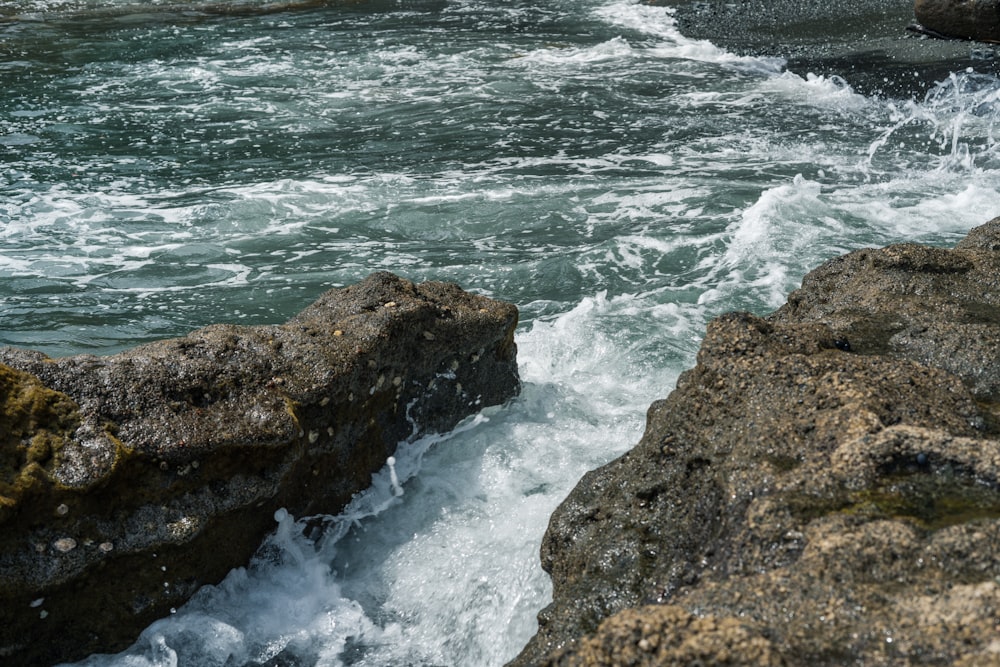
top-left (0, 271), bottom-right (519, 666)
top-left (510, 217), bottom-right (1000, 666)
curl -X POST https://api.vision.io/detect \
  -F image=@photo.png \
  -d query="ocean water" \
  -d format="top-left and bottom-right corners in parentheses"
top-left (2, 0), bottom-right (999, 664)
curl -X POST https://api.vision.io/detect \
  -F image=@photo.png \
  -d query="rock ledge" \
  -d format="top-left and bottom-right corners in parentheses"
top-left (511, 218), bottom-right (1000, 666)
top-left (0, 271), bottom-right (519, 666)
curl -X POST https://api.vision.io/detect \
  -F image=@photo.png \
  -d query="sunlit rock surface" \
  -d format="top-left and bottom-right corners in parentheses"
top-left (512, 218), bottom-right (1000, 666)
top-left (0, 272), bottom-right (519, 666)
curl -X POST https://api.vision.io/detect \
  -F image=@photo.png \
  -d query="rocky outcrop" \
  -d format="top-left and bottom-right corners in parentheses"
top-left (915, 0), bottom-right (1000, 43)
top-left (511, 218), bottom-right (1000, 666)
top-left (0, 272), bottom-right (519, 667)
top-left (661, 0), bottom-right (1000, 98)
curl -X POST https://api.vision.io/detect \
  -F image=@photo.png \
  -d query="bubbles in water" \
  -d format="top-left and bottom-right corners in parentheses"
top-left (14, 0), bottom-right (1000, 665)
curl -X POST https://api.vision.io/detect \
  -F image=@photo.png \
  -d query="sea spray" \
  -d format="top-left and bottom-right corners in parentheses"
top-left (866, 70), bottom-right (1000, 177)
top-left (68, 418), bottom-right (489, 667)
top-left (386, 457), bottom-right (403, 498)
top-left (6, 0), bottom-right (1000, 663)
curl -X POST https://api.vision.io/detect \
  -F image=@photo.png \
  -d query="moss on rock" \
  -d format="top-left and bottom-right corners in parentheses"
top-left (0, 363), bottom-right (80, 523)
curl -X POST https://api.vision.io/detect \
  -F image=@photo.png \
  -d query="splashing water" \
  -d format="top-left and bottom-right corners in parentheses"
top-left (867, 70), bottom-right (1000, 175)
top-left (2, 0), bottom-right (997, 665)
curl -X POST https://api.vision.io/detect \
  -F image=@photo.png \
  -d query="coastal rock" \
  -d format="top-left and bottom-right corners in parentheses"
top-left (660, 0), bottom-right (1000, 98)
top-left (0, 272), bottom-right (519, 666)
top-left (539, 605), bottom-right (783, 667)
top-left (510, 218), bottom-right (1000, 666)
top-left (915, 0), bottom-right (1000, 42)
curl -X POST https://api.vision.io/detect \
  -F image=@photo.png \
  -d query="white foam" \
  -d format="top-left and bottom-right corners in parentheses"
top-left (515, 36), bottom-right (637, 66)
top-left (594, 0), bottom-right (784, 73)
top-left (760, 71), bottom-right (871, 113)
top-left (13, 4), bottom-right (1000, 664)
top-left (509, 0), bottom-right (783, 74)
top-left (692, 175), bottom-right (844, 310)
top-left (835, 182), bottom-right (1000, 240)
top-left (63, 279), bottom-right (683, 667)
top-left (328, 300), bottom-right (674, 665)
top-left (64, 424), bottom-right (469, 667)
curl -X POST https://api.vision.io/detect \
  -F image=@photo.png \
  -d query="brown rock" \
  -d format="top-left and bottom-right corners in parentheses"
top-left (540, 605), bottom-right (784, 667)
top-left (0, 271), bottom-right (519, 666)
top-left (510, 218), bottom-right (1000, 666)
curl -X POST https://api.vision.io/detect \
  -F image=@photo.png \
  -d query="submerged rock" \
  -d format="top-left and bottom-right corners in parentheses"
top-left (0, 272), bottom-right (519, 666)
top-left (511, 218), bottom-right (1000, 666)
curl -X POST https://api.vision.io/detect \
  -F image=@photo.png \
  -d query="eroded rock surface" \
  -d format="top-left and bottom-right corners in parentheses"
top-left (0, 272), bottom-right (519, 666)
top-left (511, 218), bottom-right (1000, 666)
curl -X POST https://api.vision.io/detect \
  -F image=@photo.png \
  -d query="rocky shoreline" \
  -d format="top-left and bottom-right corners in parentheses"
top-left (0, 272), bottom-right (519, 666)
top-left (660, 0), bottom-right (1000, 98)
top-left (509, 218), bottom-right (1000, 666)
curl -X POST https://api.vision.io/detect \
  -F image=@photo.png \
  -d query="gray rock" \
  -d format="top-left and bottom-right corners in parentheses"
top-left (510, 218), bottom-right (1000, 666)
top-left (915, 0), bottom-right (1000, 42)
top-left (0, 271), bottom-right (519, 666)
top-left (660, 0), bottom-right (1000, 98)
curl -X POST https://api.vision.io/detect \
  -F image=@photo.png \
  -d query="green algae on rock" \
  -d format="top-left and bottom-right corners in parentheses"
top-left (0, 364), bottom-right (80, 522)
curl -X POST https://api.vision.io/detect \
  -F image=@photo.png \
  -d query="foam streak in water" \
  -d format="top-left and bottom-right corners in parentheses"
top-left (593, 0), bottom-right (784, 73)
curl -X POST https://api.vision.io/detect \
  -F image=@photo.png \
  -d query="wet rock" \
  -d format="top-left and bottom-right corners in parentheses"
top-left (914, 0), bottom-right (1000, 42)
top-left (540, 605), bottom-right (783, 667)
top-left (510, 218), bottom-right (1000, 666)
top-left (660, 0), bottom-right (1000, 98)
top-left (0, 271), bottom-right (519, 666)
top-left (772, 225), bottom-right (1000, 401)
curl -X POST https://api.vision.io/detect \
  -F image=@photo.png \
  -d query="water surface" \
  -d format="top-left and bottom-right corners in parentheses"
top-left (2, 0), bottom-right (999, 664)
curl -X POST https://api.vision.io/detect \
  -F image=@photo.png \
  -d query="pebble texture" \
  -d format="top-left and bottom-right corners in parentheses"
top-left (510, 218), bottom-right (1000, 666)
top-left (0, 272), bottom-right (519, 666)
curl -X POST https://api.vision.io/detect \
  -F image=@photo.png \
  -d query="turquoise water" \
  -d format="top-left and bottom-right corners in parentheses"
top-left (3, 0), bottom-right (1000, 664)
